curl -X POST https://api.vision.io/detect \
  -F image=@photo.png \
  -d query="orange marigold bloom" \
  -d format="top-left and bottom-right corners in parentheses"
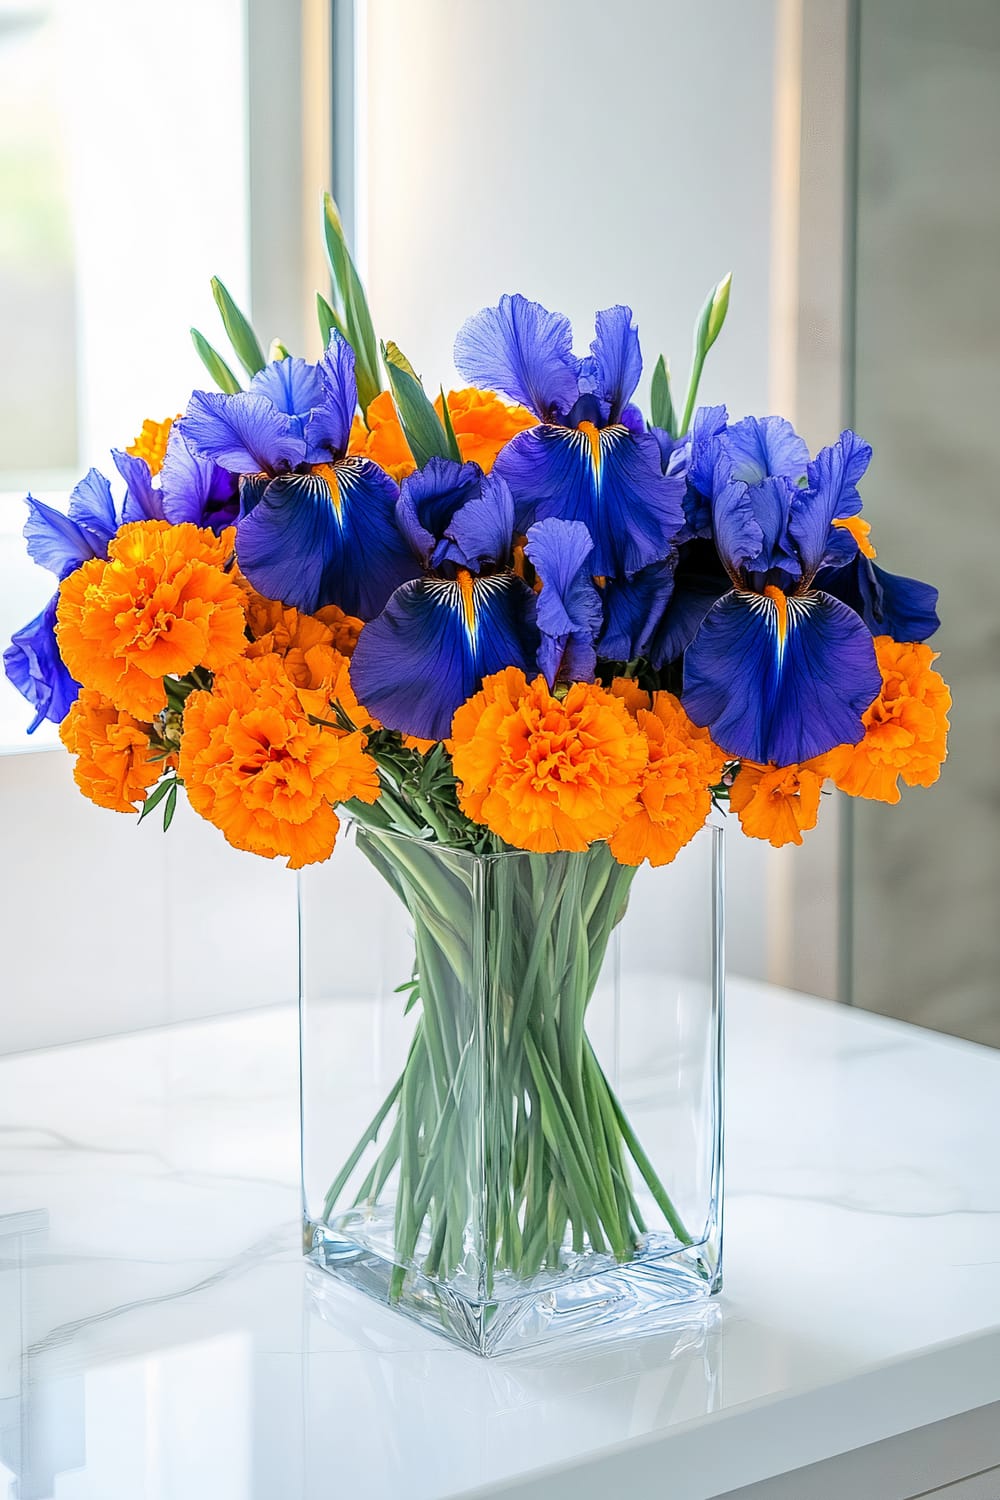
top-left (432, 387), bottom-right (537, 472)
top-left (126, 415), bottom-right (179, 476)
top-left (347, 387), bottom-right (537, 481)
top-left (239, 574), bottom-right (364, 663)
top-left (313, 603), bottom-right (364, 657)
top-left (348, 390), bottom-right (417, 482)
top-left (609, 692), bottom-right (726, 867)
top-left (450, 667), bottom-right (648, 853)
top-left (292, 643), bottom-right (379, 732)
top-left (730, 759), bottom-right (828, 848)
top-left (819, 636), bottom-right (951, 805)
top-left (56, 522), bottom-right (247, 720)
top-left (179, 653), bottom-right (380, 869)
top-left (59, 688), bottom-right (164, 813)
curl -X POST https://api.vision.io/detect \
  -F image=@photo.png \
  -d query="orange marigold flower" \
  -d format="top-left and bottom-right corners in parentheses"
top-left (432, 387), bottom-right (537, 472)
top-left (126, 415), bottom-right (179, 476)
top-left (56, 521), bottom-right (247, 720)
top-left (402, 734), bottom-right (437, 754)
top-left (59, 688), bottom-right (164, 813)
top-left (291, 643), bottom-right (379, 732)
top-left (819, 636), bottom-right (951, 804)
top-left (238, 574), bottom-right (364, 663)
top-left (450, 667), bottom-right (647, 853)
top-left (610, 692), bottom-right (726, 867)
top-left (179, 653), bottom-right (380, 869)
top-left (730, 759), bottom-right (828, 847)
top-left (609, 676), bottom-right (654, 717)
top-left (347, 387), bottom-right (537, 482)
top-left (348, 390), bottom-right (417, 482)
top-left (313, 603), bottom-right (364, 657)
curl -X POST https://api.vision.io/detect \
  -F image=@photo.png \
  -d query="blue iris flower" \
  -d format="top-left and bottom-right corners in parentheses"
top-left (681, 419), bottom-right (887, 765)
top-left (3, 432), bottom-right (237, 732)
top-left (454, 295), bottom-right (686, 580)
top-left (178, 333), bottom-right (418, 620)
top-left (351, 459), bottom-right (603, 741)
top-left (3, 469), bottom-right (123, 731)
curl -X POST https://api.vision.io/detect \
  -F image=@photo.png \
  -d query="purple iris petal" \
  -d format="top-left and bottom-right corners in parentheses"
top-left (817, 554), bottom-right (940, 643)
top-left (493, 423), bottom-right (684, 579)
top-left (396, 458), bottom-right (483, 568)
top-left (235, 458), bottom-right (416, 620)
top-left (722, 415), bottom-right (810, 486)
top-left (586, 306), bottom-right (642, 421)
top-left (159, 430), bottom-right (240, 534)
top-left (524, 518), bottom-right (603, 685)
top-left (687, 405), bottom-right (730, 495)
top-left (3, 595), bottom-right (80, 731)
top-left (250, 356), bottom-right (325, 420)
top-left (24, 483), bottom-right (110, 579)
top-left (113, 450), bottom-right (166, 523)
top-left (598, 560), bottom-right (675, 663)
top-left (178, 390), bottom-right (307, 476)
top-left (438, 472), bottom-right (515, 573)
top-left (305, 331), bottom-right (359, 460)
top-left (789, 429), bottom-right (872, 577)
top-left (66, 468), bottom-right (119, 548)
top-left (454, 294), bottom-right (580, 422)
top-left (739, 476), bottom-right (802, 584)
top-left (683, 587), bottom-right (881, 765)
top-left (351, 573), bottom-right (540, 740)
top-left (711, 478), bottom-right (764, 577)
top-left (648, 568), bottom-right (730, 668)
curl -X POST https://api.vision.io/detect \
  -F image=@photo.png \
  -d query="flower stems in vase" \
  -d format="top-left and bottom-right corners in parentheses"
top-left (326, 817), bottom-right (692, 1298)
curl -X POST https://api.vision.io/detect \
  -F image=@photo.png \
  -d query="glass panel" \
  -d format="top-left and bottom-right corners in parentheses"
top-left (849, 0), bottom-right (1000, 1043)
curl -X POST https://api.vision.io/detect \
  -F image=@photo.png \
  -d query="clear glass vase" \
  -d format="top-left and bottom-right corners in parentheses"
top-left (299, 816), bottom-right (724, 1356)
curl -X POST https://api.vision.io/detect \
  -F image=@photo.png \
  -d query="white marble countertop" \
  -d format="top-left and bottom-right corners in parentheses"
top-left (1, 980), bottom-right (998, 1499)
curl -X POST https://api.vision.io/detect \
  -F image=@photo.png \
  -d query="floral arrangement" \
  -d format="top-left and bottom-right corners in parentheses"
top-left (4, 198), bottom-right (951, 1311)
top-left (3, 199), bottom-right (949, 865)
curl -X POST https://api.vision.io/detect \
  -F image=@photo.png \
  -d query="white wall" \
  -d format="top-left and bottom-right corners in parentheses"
top-left (362, 0), bottom-right (779, 421)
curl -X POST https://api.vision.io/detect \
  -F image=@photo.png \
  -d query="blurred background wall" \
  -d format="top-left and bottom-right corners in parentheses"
top-left (0, 0), bottom-right (995, 1053)
top-left (848, 0), bottom-right (1000, 1045)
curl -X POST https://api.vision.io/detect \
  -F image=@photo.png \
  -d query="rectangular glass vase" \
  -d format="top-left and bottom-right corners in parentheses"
top-left (299, 818), bottom-right (724, 1356)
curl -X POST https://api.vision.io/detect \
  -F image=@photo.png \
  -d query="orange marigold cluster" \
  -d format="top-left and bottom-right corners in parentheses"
top-left (730, 760), bottom-right (828, 847)
top-left (178, 653), bottom-right (380, 868)
top-left (126, 415), bottom-right (178, 475)
top-left (820, 636), bottom-right (951, 804)
top-left (347, 387), bottom-right (536, 481)
top-left (242, 581), bottom-right (364, 663)
top-left (433, 387), bottom-right (537, 471)
top-left (59, 688), bottom-right (165, 813)
top-left (56, 522), bottom-right (247, 719)
top-left (608, 686), bottom-right (726, 867)
top-left (450, 668), bottom-right (648, 853)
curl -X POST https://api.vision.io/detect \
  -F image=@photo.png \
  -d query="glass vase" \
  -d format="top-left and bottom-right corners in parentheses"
top-left (299, 816), bottom-right (724, 1356)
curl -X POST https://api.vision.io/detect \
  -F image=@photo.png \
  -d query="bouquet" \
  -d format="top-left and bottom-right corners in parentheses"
top-left (4, 197), bottom-right (950, 1306)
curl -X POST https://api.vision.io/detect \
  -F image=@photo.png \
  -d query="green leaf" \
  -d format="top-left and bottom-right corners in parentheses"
top-left (190, 329), bottom-right (242, 395)
top-left (382, 342), bottom-right (453, 466)
top-left (322, 192), bottom-right (382, 414)
top-left (316, 291), bottom-right (345, 347)
top-left (138, 776), bottom-right (175, 826)
top-left (210, 276), bottom-right (266, 377)
top-left (650, 354), bottom-right (675, 435)
top-left (437, 387), bottom-right (463, 463)
top-left (162, 781), bottom-right (178, 832)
